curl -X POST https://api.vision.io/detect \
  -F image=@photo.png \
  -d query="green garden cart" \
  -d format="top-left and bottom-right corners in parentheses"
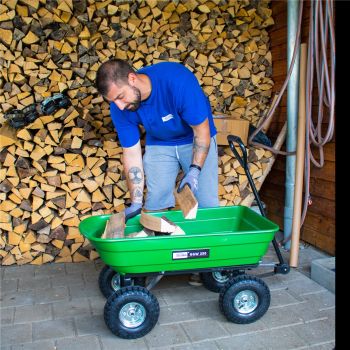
top-left (79, 135), bottom-right (290, 339)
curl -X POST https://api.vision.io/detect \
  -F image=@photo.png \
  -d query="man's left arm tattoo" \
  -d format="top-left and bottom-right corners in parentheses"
top-left (193, 136), bottom-right (210, 164)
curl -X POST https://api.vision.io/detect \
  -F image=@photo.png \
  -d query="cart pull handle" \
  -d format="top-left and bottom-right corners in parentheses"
top-left (227, 135), bottom-right (248, 170)
top-left (227, 134), bottom-right (264, 217)
top-left (227, 135), bottom-right (290, 274)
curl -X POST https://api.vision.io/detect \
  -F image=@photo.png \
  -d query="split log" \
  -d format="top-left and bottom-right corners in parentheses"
top-left (174, 185), bottom-right (198, 219)
top-left (101, 212), bottom-right (125, 239)
top-left (127, 228), bottom-right (155, 238)
top-left (140, 211), bottom-right (177, 233)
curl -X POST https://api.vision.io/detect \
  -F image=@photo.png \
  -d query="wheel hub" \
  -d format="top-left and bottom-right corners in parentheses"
top-left (111, 274), bottom-right (121, 291)
top-left (119, 302), bottom-right (146, 328)
top-left (233, 290), bottom-right (258, 314)
top-left (213, 271), bottom-right (229, 283)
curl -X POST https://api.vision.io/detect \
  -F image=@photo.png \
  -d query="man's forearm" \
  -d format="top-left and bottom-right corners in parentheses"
top-left (192, 136), bottom-right (210, 168)
top-left (122, 141), bottom-right (144, 204)
top-left (126, 167), bottom-right (144, 204)
top-left (192, 119), bottom-right (210, 168)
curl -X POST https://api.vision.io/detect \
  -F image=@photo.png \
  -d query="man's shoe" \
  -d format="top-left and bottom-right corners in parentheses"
top-left (188, 273), bottom-right (202, 286)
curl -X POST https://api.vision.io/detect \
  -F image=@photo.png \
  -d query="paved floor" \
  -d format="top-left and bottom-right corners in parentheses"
top-left (0, 244), bottom-right (335, 349)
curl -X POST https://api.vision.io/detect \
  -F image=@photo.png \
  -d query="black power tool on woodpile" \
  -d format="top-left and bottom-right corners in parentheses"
top-left (4, 93), bottom-right (71, 129)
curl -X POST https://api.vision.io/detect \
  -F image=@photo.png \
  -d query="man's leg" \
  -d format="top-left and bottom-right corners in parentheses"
top-left (177, 136), bottom-right (219, 287)
top-left (177, 136), bottom-right (219, 208)
top-left (143, 145), bottom-right (180, 211)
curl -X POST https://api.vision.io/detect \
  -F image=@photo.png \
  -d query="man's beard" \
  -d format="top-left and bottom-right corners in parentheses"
top-left (126, 86), bottom-right (141, 111)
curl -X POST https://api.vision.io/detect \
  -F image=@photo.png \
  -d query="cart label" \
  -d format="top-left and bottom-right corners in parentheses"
top-left (172, 249), bottom-right (209, 260)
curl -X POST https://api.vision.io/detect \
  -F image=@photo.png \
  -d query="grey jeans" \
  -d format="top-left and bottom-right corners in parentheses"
top-left (143, 136), bottom-right (219, 210)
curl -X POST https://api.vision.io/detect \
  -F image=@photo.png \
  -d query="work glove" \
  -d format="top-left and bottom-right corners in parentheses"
top-left (124, 202), bottom-right (142, 222)
top-left (177, 166), bottom-right (201, 195)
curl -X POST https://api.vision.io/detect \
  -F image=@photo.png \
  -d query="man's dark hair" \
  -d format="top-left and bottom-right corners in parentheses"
top-left (95, 59), bottom-right (135, 96)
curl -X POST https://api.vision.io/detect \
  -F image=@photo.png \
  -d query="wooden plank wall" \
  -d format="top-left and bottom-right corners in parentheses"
top-left (260, 0), bottom-right (335, 255)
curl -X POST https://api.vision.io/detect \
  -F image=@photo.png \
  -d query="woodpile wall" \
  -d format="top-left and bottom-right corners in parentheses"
top-left (0, 0), bottom-right (276, 265)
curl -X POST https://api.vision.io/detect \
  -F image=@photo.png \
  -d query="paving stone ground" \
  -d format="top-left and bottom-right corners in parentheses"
top-left (0, 244), bottom-right (335, 350)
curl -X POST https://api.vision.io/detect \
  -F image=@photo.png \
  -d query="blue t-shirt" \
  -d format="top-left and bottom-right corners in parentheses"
top-left (110, 62), bottom-right (217, 147)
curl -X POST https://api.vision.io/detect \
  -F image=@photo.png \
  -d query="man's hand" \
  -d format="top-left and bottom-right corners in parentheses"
top-left (177, 166), bottom-right (201, 195)
top-left (125, 202), bottom-right (142, 222)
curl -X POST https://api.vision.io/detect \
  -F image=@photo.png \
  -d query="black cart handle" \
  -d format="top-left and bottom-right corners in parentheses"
top-left (227, 135), bottom-right (248, 170)
top-left (227, 134), bottom-right (265, 216)
top-left (227, 134), bottom-right (290, 273)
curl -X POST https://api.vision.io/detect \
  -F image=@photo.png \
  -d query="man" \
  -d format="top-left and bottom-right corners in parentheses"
top-left (95, 59), bottom-right (219, 284)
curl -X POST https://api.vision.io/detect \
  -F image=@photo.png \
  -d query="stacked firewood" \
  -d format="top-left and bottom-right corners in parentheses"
top-left (218, 145), bottom-right (273, 207)
top-left (0, 0), bottom-right (275, 265)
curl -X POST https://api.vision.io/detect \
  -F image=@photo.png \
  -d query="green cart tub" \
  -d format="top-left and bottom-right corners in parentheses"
top-left (79, 206), bottom-right (279, 275)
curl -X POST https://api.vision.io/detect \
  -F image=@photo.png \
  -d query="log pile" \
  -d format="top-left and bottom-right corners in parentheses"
top-left (217, 145), bottom-right (274, 207)
top-left (0, 0), bottom-right (275, 265)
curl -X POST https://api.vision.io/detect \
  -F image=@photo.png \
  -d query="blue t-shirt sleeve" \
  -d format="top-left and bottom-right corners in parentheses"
top-left (110, 103), bottom-right (140, 148)
top-left (176, 69), bottom-right (211, 126)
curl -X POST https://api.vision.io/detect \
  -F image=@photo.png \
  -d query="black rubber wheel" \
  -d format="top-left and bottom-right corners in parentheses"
top-left (99, 265), bottom-right (122, 298)
top-left (98, 265), bottom-right (146, 298)
top-left (200, 270), bottom-right (243, 293)
top-left (104, 286), bottom-right (159, 339)
top-left (219, 275), bottom-right (270, 324)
